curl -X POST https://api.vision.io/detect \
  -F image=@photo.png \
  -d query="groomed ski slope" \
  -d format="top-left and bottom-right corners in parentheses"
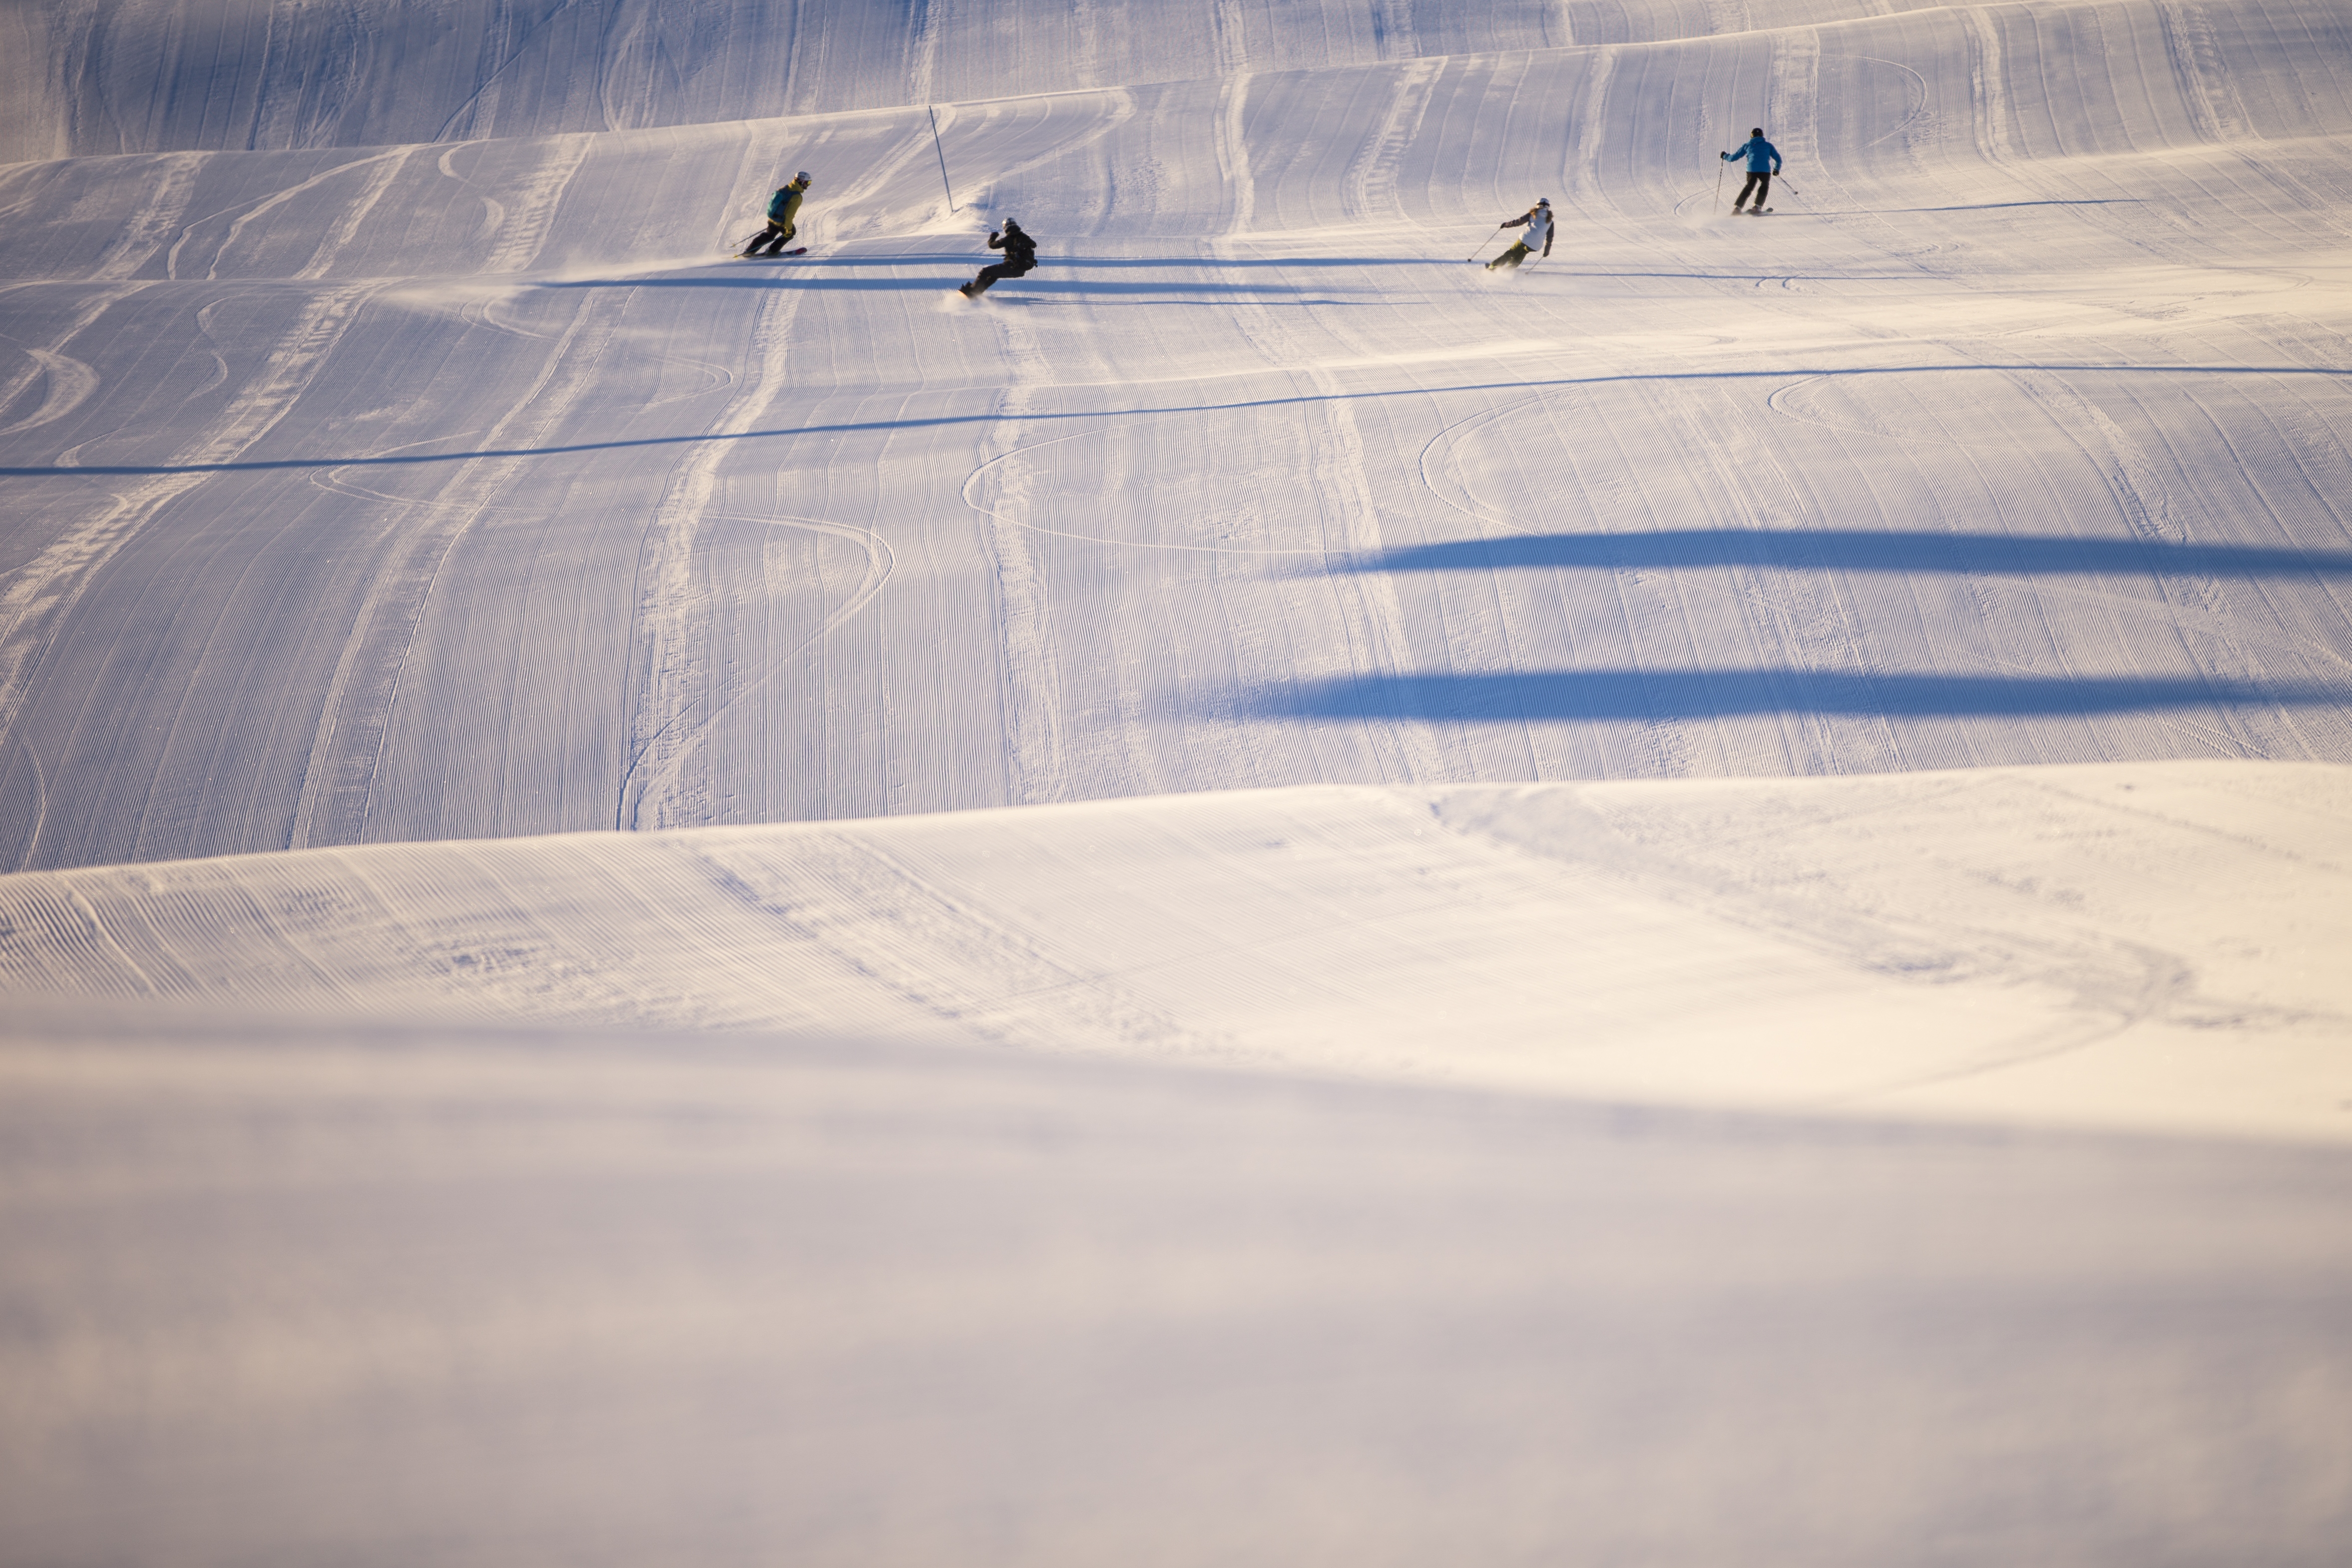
top-left (4, 1), bottom-right (2352, 1562)
top-left (4, 0), bottom-right (2352, 863)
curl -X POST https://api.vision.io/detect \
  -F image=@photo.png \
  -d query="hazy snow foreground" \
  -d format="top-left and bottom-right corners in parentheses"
top-left (4, 0), bottom-right (2352, 1562)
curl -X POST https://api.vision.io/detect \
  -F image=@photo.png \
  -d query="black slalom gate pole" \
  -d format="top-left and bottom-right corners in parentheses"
top-left (928, 105), bottom-right (956, 214)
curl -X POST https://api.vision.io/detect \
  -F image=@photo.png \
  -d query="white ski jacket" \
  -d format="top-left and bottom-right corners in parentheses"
top-left (1505, 205), bottom-right (1553, 251)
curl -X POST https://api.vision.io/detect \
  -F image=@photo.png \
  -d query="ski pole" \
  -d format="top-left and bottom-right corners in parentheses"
top-left (928, 105), bottom-right (956, 214)
top-left (1464, 224), bottom-right (1502, 262)
top-left (1715, 158), bottom-right (1725, 212)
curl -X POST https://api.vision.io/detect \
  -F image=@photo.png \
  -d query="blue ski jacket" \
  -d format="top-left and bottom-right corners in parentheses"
top-left (1724, 136), bottom-right (1782, 173)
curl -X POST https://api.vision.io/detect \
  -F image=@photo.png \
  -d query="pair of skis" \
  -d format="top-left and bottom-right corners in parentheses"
top-left (729, 229), bottom-right (808, 259)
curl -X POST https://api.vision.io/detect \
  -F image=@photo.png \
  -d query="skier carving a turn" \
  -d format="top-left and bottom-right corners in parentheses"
top-left (958, 218), bottom-right (1036, 299)
top-left (1485, 198), bottom-right (1553, 271)
top-left (1721, 130), bottom-right (1782, 214)
top-left (741, 172), bottom-right (811, 256)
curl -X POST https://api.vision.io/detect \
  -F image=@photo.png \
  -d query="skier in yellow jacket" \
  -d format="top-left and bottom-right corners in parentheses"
top-left (741, 172), bottom-right (811, 257)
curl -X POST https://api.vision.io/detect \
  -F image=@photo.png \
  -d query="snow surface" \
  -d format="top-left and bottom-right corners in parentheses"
top-left (4, 760), bottom-right (2350, 1136)
top-left (4, 0), bottom-right (2352, 1559)
top-left (8, 1003), bottom-right (2352, 1566)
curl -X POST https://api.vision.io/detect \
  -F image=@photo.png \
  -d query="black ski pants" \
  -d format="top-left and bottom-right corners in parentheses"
top-left (746, 221), bottom-right (796, 255)
top-left (964, 260), bottom-right (1033, 296)
top-left (1735, 171), bottom-right (1772, 210)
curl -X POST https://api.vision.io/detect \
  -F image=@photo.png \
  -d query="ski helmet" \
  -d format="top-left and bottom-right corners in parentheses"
top-left (1750, 127), bottom-right (1764, 137)
top-left (794, 170), bottom-right (811, 183)
top-left (1537, 197), bottom-right (1550, 206)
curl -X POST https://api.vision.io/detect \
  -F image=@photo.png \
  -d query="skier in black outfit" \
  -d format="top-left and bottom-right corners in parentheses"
top-left (959, 218), bottom-right (1036, 298)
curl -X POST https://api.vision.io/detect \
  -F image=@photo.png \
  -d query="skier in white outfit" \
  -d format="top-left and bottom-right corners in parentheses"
top-left (1486, 198), bottom-right (1553, 271)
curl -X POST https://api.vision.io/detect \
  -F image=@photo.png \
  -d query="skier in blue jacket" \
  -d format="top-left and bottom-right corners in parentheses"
top-left (1720, 130), bottom-right (1781, 214)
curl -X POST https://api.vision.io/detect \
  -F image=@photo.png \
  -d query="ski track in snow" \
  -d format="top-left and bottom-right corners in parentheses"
top-left (0, 347), bottom-right (99, 437)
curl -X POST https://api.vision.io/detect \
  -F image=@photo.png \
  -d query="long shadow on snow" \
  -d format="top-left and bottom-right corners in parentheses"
top-left (1807, 200), bottom-right (2147, 215)
top-left (1045, 256), bottom-right (1452, 268)
top-left (993, 297), bottom-right (1359, 307)
top-left (1252, 671), bottom-right (2346, 722)
top-left (1342, 530), bottom-right (2352, 579)
top-left (711, 255), bottom-right (1898, 284)
top-left (711, 255), bottom-right (1450, 269)
top-left (1545, 271), bottom-right (1939, 283)
top-left (695, 257), bottom-right (1884, 287)
top-left (540, 274), bottom-right (1378, 297)
top-left (8, 364), bottom-right (2346, 479)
